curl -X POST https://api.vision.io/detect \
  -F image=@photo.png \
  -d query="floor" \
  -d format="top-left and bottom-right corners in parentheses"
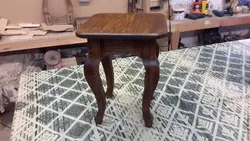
top-left (9, 41), bottom-right (250, 140)
top-left (2, 40), bottom-right (250, 140)
top-left (0, 103), bottom-right (15, 141)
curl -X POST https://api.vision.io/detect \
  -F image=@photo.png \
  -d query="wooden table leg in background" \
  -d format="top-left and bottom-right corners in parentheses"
top-left (171, 31), bottom-right (180, 50)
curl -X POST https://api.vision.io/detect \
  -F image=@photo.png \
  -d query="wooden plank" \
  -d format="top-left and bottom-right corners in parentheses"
top-left (0, 18), bottom-right (8, 32)
top-left (0, 34), bottom-right (87, 53)
top-left (10, 35), bottom-right (33, 40)
top-left (143, 0), bottom-right (150, 13)
top-left (171, 31), bottom-right (180, 50)
top-left (29, 30), bottom-right (48, 36)
top-left (5, 25), bottom-right (22, 29)
top-left (18, 23), bottom-right (40, 28)
top-left (41, 23), bottom-right (74, 32)
top-left (2, 30), bottom-right (28, 35)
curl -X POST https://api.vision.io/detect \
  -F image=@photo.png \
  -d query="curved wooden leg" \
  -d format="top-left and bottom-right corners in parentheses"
top-left (84, 58), bottom-right (106, 124)
top-left (142, 59), bottom-right (160, 127)
top-left (102, 56), bottom-right (114, 98)
top-left (156, 44), bottom-right (160, 58)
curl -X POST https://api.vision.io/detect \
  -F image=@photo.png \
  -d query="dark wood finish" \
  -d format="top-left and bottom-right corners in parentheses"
top-left (76, 13), bottom-right (168, 127)
top-left (141, 40), bottom-right (159, 127)
top-left (76, 13), bottom-right (168, 39)
top-left (83, 39), bottom-right (106, 124)
top-left (102, 56), bottom-right (114, 98)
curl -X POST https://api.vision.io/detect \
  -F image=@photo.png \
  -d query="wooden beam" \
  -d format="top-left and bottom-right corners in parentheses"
top-left (0, 18), bottom-right (8, 32)
top-left (143, 0), bottom-right (150, 13)
top-left (171, 31), bottom-right (180, 50)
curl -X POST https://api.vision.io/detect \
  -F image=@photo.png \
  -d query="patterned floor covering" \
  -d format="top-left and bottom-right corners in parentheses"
top-left (10, 41), bottom-right (250, 141)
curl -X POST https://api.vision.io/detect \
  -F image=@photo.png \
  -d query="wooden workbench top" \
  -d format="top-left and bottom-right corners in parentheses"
top-left (171, 13), bottom-right (250, 32)
top-left (0, 32), bottom-right (87, 53)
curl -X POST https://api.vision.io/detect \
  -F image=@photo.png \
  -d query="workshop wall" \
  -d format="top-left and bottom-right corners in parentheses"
top-left (0, 0), bottom-right (127, 23)
top-left (0, 0), bottom-right (224, 24)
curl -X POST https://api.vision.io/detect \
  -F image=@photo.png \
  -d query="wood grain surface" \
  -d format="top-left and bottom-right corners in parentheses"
top-left (76, 13), bottom-right (168, 39)
top-left (0, 32), bottom-right (87, 53)
top-left (79, 13), bottom-right (164, 127)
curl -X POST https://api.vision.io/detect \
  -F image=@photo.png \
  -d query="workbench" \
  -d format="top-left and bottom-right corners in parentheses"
top-left (170, 13), bottom-right (250, 50)
top-left (0, 13), bottom-right (250, 53)
top-left (0, 32), bottom-right (87, 53)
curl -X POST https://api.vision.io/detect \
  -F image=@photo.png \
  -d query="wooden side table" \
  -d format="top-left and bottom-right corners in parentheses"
top-left (76, 13), bottom-right (168, 127)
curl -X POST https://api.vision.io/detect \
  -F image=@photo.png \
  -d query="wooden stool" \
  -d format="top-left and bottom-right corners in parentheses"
top-left (76, 13), bottom-right (168, 127)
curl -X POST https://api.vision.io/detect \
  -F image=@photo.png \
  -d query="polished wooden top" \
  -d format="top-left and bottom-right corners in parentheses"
top-left (76, 13), bottom-right (168, 39)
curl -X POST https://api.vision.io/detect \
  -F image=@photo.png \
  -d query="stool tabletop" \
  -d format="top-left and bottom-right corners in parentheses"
top-left (76, 13), bottom-right (168, 39)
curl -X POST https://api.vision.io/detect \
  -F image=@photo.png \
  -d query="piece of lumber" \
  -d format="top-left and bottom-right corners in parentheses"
top-left (0, 18), bottom-right (8, 32)
top-left (9, 32), bottom-right (34, 40)
top-left (8, 30), bottom-right (47, 40)
top-left (29, 30), bottom-right (48, 36)
top-left (41, 23), bottom-right (74, 32)
top-left (2, 30), bottom-right (28, 36)
top-left (61, 57), bottom-right (77, 67)
top-left (5, 25), bottom-right (22, 29)
top-left (18, 23), bottom-right (40, 28)
top-left (10, 35), bottom-right (33, 40)
top-left (171, 31), bottom-right (180, 50)
top-left (143, 0), bottom-right (150, 13)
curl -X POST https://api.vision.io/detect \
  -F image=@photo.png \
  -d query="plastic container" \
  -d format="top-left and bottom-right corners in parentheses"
top-left (202, 0), bottom-right (209, 15)
top-left (173, 8), bottom-right (185, 20)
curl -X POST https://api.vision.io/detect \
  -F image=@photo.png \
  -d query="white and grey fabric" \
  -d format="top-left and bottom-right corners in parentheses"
top-left (0, 53), bottom-right (42, 113)
top-left (10, 41), bottom-right (250, 141)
